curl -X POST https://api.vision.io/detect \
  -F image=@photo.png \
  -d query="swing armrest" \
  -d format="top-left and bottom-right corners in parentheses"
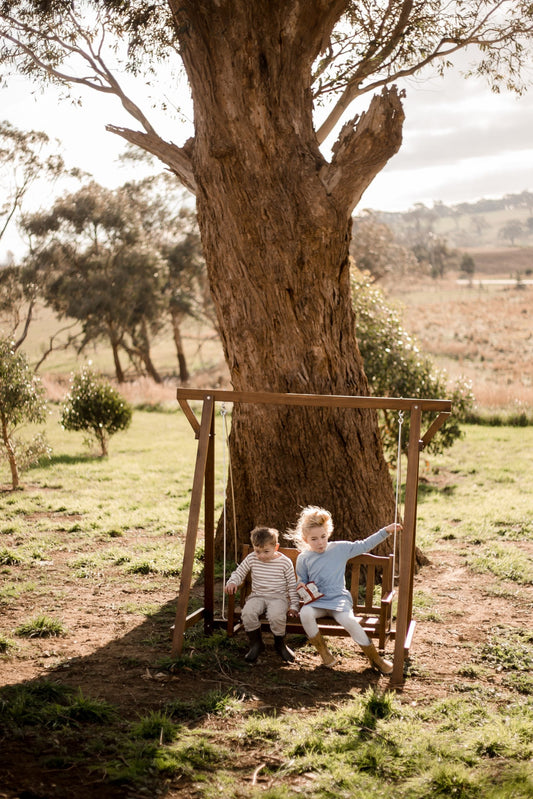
top-left (381, 590), bottom-right (395, 607)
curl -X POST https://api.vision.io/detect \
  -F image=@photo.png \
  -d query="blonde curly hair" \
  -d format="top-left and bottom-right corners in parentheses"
top-left (288, 505), bottom-right (333, 551)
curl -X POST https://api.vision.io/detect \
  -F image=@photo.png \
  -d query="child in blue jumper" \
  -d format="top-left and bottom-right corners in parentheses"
top-left (292, 505), bottom-right (401, 674)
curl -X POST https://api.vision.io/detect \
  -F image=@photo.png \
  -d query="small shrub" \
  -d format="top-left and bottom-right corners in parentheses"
top-left (60, 367), bottom-right (132, 456)
top-left (0, 633), bottom-right (15, 654)
top-left (428, 763), bottom-right (478, 798)
top-left (0, 548), bottom-right (23, 566)
top-left (46, 690), bottom-right (116, 727)
top-left (361, 688), bottom-right (395, 728)
top-left (131, 710), bottom-right (179, 743)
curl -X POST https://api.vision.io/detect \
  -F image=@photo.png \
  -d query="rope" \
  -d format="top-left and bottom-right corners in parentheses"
top-left (220, 402), bottom-right (238, 619)
top-left (392, 410), bottom-right (404, 585)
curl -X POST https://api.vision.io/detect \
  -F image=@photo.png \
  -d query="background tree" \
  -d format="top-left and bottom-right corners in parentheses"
top-left (412, 234), bottom-right (454, 279)
top-left (459, 253), bottom-right (476, 281)
top-left (350, 212), bottom-right (419, 281)
top-left (115, 169), bottom-right (213, 384)
top-left (1, 2), bottom-right (532, 545)
top-left (23, 181), bottom-right (167, 383)
top-left (0, 121), bottom-right (79, 349)
top-left (0, 121), bottom-right (73, 245)
top-left (499, 219), bottom-right (525, 246)
top-left (164, 228), bottom-right (212, 385)
top-left (0, 337), bottom-right (48, 489)
top-left (61, 367), bottom-right (132, 457)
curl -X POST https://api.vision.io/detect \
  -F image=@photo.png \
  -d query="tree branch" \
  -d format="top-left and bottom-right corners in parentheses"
top-left (315, 1), bottom-right (533, 144)
top-left (105, 125), bottom-right (196, 194)
top-left (320, 85), bottom-right (405, 214)
top-left (2, 13), bottom-right (196, 187)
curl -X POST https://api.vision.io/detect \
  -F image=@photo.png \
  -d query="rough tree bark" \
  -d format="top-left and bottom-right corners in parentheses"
top-left (161, 1), bottom-right (406, 549)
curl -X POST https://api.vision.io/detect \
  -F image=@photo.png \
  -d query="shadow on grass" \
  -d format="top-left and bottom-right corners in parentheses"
top-left (33, 452), bottom-right (102, 468)
top-left (0, 588), bottom-right (387, 798)
top-left (418, 481), bottom-right (457, 498)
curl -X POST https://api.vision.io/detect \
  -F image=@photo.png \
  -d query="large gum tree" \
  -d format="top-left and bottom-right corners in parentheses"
top-left (1, 1), bottom-right (531, 545)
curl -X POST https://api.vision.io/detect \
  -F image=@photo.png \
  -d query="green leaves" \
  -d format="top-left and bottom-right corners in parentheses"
top-left (60, 367), bottom-right (132, 456)
top-left (351, 270), bottom-right (474, 455)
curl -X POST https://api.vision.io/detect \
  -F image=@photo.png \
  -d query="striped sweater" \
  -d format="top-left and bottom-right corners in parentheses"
top-left (227, 552), bottom-right (300, 611)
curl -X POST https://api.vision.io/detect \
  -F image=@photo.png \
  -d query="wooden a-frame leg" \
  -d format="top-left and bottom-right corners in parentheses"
top-left (391, 404), bottom-right (421, 685)
top-left (171, 395), bottom-right (215, 657)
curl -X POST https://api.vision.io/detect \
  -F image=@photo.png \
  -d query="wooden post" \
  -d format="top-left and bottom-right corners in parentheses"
top-left (203, 403), bottom-right (216, 635)
top-left (171, 395), bottom-right (215, 656)
top-left (391, 404), bottom-right (422, 685)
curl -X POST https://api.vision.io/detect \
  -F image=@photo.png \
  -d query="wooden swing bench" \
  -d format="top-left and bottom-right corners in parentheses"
top-left (172, 388), bottom-right (452, 685)
top-left (226, 545), bottom-right (397, 651)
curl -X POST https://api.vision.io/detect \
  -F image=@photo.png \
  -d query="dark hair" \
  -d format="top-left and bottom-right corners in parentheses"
top-left (250, 526), bottom-right (279, 547)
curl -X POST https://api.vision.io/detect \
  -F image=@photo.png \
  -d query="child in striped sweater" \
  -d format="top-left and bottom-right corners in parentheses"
top-left (225, 526), bottom-right (300, 663)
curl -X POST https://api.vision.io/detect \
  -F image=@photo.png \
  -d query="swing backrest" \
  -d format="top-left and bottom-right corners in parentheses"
top-left (348, 552), bottom-right (395, 649)
top-left (228, 545), bottom-right (395, 648)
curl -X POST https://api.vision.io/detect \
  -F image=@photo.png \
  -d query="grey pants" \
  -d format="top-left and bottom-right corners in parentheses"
top-left (241, 596), bottom-right (289, 636)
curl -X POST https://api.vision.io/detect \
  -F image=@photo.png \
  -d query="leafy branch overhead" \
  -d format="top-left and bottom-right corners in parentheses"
top-left (1, 2), bottom-right (532, 194)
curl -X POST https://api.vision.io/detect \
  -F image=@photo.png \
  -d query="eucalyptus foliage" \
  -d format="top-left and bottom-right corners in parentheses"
top-left (352, 271), bottom-right (474, 455)
top-left (0, 337), bottom-right (48, 488)
top-left (60, 367), bottom-right (132, 457)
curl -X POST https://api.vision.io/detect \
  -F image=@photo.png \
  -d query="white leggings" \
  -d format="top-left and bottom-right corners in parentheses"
top-left (299, 604), bottom-right (371, 647)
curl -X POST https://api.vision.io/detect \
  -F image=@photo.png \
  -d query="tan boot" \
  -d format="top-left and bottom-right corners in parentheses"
top-left (361, 643), bottom-right (393, 675)
top-left (309, 633), bottom-right (337, 668)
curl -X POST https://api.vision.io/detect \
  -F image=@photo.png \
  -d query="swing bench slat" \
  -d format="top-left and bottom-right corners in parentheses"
top-left (226, 546), bottom-right (396, 651)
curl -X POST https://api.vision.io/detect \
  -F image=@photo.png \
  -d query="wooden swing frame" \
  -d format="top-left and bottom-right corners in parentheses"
top-left (172, 388), bottom-right (452, 685)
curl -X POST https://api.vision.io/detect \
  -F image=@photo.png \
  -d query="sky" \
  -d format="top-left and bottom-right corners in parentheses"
top-left (1, 55), bottom-right (532, 260)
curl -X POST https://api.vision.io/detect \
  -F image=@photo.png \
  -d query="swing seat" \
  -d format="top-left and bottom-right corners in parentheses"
top-left (226, 546), bottom-right (396, 650)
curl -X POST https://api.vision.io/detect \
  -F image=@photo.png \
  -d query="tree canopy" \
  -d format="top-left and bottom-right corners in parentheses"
top-left (22, 178), bottom-right (205, 383)
top-left (1, 2), bottom-right (532, 193)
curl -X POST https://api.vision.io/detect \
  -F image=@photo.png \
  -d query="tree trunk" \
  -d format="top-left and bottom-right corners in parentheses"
top-left (136, 319), bottom-right (162, 384)
top-left (170, 309), bottom-right (190, 384)
top-left (173, 1), bottom-right (405, 549)
top-left (1, 412), bottom-right (19, 489)
top-left (109, 332), bottom-right (125, 383)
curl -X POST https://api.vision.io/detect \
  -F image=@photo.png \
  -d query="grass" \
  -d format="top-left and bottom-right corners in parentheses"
top-left (0, 410), bottom-right (532, 797)
top-left (415, 425), bottom-right (533, 557)
top-left (235, 690), bottom-right (533, 799)
top-left (14, 614), bottom-right (67, 638)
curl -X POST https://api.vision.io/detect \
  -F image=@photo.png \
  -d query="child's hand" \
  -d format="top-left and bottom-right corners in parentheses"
top-left (287, 609), bottom-right (299, 619)
top-left (225, 582), bottom-right (237, 595)
top-left (384, 523), bottom-right (402, 535)
top-left (296, 581), bottom-right (305, 590)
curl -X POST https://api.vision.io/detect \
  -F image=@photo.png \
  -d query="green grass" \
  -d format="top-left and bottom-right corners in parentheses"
top-left (14, 614), bottom-right (67, 638)
top-left (236, 691), bottom-right (533, 799)
top-left (415, 425), bottom-right (533, 557)
top-left (1, 414), bottom-right (532, 797)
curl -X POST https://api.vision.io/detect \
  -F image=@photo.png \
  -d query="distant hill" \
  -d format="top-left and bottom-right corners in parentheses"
top-left (368, 190), bottom-right (533, 253)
